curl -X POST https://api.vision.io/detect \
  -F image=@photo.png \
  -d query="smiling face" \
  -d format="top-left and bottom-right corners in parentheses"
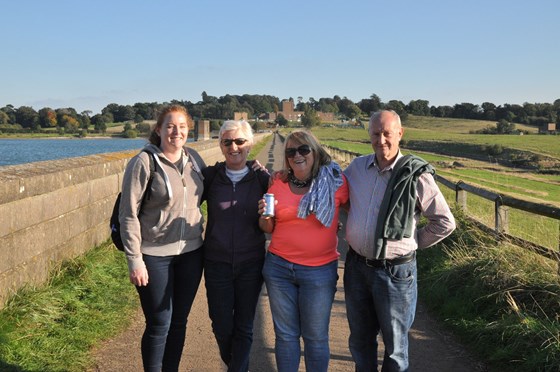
top-left (156, 111), bottom-right (189, 153)
top-left (220, 129), bottom-right (251, 170)
top-left (369, 111), bottom-right (403, 169)
top-left (286, 139), bottom-right (314, 181)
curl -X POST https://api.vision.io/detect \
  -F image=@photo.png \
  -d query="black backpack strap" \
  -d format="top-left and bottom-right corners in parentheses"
top-left (141, 149), bottom-right (156, 201)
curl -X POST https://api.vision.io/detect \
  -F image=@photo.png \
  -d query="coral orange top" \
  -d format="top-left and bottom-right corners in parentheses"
top-left (267, 176), bottom-right (349, 266)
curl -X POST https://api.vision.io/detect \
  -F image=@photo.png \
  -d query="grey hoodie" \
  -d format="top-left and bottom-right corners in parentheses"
top-left (119, 144), bottom-right (205, 272)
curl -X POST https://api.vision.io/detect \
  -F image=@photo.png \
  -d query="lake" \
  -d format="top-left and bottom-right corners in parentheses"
top-left (0, 138), bottom-right (150, 167)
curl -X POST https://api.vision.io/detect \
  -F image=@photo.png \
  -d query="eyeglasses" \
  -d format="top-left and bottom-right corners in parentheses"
top-left (221, 138), bottom-right (248, 146)
top-left (285, 144), bottom-right (311, 158)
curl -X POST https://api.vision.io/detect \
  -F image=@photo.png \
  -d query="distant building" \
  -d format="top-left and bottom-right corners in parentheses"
top-left (261, 112), bottom-right (276, 121)
top-left (317, 112), bottom-right (335, 122)
top-left (233, 112), bottom-right (248, 121)
top-left (278, 100), bottom-right (303, 121)
top-left (539, 122), bottom-right (557, 134)
top-left (264, 99), bottom-right (335, 123)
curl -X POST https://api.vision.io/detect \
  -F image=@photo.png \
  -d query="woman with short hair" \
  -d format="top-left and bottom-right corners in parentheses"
top-left (202, 120), bottom-right (270, 372)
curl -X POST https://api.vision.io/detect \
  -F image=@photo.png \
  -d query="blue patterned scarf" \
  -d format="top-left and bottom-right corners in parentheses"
top-left (297, 161), bottom-right (343, 227)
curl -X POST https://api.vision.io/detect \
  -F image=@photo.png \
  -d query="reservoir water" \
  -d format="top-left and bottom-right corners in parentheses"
top-left (0, 138), bottom-right (150, 167)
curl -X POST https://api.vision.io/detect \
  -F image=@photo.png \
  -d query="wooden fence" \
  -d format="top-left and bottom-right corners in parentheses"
top-left (436, 175), bottom-right (560, 274)
top-left (325, 145), bottom-right (560, 274)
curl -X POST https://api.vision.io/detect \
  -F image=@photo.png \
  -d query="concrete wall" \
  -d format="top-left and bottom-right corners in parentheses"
top-left (0, 134), bottom-right (267, 308)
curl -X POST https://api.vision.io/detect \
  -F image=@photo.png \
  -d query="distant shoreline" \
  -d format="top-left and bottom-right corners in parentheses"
top-left (0, 134), bottom-right (139, 140)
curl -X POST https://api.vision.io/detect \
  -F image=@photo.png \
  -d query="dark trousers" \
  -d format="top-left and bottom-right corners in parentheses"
top-left (136, 249), bottom-right (203, 372)
top-left (204, 258), bottom-right (264, 372)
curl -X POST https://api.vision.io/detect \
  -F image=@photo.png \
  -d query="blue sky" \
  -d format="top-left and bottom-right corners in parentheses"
top-left (1, 0), bottom-right (559, 114)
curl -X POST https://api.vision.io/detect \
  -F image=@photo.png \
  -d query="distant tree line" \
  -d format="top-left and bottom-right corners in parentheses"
top-left (355, 95), bottom-right (560, 127)
top-left (1, 92), bottom-right (559, 133)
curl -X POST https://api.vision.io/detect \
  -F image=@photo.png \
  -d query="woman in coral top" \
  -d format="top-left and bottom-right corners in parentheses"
top-left (258, 130), bottom-right (349, 372)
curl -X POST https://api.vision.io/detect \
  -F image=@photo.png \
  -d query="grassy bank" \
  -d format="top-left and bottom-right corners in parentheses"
top-left (418, 209), bottom-right (560, 371)
top-left (0, 242), bottom-right (137, 372)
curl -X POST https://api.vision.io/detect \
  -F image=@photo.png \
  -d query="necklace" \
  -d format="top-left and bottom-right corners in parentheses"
top-left (289, 173), bottom-right (311, 188)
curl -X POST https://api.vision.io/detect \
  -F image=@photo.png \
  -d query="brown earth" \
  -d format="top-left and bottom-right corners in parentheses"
top-left (90, 133), bottom-right (488, 371)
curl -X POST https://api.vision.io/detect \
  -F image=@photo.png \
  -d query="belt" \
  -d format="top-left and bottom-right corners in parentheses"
top-left (348, 247), bottom-right (415, 268)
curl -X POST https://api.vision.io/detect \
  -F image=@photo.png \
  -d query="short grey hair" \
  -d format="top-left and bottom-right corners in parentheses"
top-left (369, 110), bottom-right (401, 135)
top-left (219, 120), bottom-right (254, 144)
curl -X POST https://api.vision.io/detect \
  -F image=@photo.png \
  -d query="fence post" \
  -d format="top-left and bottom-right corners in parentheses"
top-left (495, 197), bottom-right (509, 234)
top-left (456, 188), bottom-right (468, 212)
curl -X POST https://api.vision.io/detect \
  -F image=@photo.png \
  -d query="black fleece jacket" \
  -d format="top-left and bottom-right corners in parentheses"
top-left (202, 161), bottom-right (270, 264)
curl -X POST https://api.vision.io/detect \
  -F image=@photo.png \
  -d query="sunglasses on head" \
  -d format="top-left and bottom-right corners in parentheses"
top-left (285, 144), bottom-right (311, 158)
top-left (221, 138), bottom-right (248, 146)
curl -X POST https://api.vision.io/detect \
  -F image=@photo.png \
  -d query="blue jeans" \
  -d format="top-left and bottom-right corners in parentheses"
top-left (136, 249), bottom-right (203, 372)
top-left (204, 258), bottom-right (264, 372)
top-left (262, 252), bottom-right (338, 372)
top-left (344, 250), bottom-right (417, 372)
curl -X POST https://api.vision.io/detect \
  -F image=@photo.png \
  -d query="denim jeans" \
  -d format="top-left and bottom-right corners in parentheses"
top-left (136, 248), bottom-right (203, 372)
top-left (204, 258), bottom-right (264, 372)
top-left (262, 252), bottom-right (338, 372)
top-left (343, 250), bottom-right (417, 372)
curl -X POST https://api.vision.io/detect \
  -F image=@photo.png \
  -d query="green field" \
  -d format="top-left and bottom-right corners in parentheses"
top-left (404, 115), bottom-right (539, 134)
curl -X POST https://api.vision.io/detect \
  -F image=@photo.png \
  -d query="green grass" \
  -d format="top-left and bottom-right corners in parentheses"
top-left (437, 168), bottom-right (560, 203)
top-left (403, 115), bottom-right (559, 160)
top-left (404, 128), bottom-right (560, 159)
top-left (0, 242), bottom-right (137, 372)
top-left (404, 115), bottom-right (539, 134)
top-left (441, 189), bottom-right (559, 250)
top-left (417, 210), bottom-right (560, 371)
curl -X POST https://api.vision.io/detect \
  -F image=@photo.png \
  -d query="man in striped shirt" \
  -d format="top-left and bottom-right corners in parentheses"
top-left (343, 110), bottom-right (456, 372)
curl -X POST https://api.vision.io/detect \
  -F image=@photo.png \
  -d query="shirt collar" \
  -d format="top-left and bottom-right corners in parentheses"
top-left (368, 151), bottom-right (403, 172)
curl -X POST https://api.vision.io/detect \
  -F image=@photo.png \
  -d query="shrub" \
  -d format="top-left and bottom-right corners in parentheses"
top-left (135, 122), bottom-right (151, 134)
top-left (123, 129), bottom-right (138, 138)
top-left (487, 144), bottom-right (504, 156)
top-left (210, 120), bottom-right (221, 132)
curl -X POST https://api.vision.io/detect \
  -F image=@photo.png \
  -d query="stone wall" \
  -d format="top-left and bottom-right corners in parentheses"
top-left (323, 145), bottom-right (361, 168)
top-left (0, 135), bottom-right (266, 308)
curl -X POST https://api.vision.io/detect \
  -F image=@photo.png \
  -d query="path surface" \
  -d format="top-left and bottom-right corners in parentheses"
top-left (91, 132), bottom-right (487, 371)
